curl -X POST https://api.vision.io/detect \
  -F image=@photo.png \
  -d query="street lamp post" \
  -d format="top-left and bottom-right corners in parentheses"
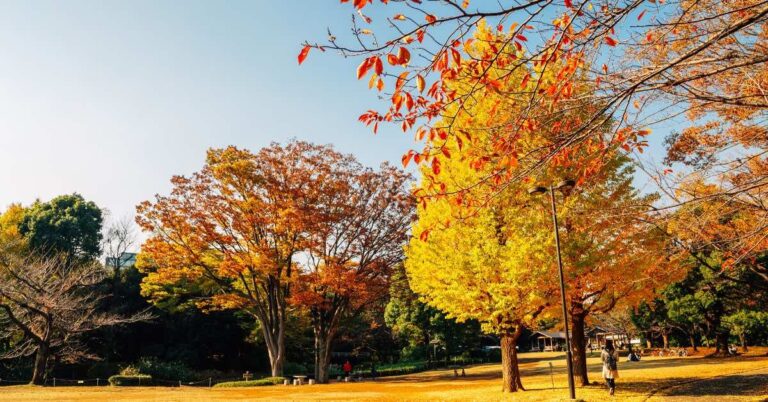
top-left (529, 180), bottom-right (576, 400)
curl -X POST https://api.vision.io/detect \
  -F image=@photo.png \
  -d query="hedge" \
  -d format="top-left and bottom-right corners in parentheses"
top-left (213, 377), bottom-right (286, 388)
top-left (108, 374), bottom-right (153, 386)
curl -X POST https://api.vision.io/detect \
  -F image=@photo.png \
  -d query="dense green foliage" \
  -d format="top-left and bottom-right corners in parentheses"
top-left (18, 193), bottom-right (102, 262)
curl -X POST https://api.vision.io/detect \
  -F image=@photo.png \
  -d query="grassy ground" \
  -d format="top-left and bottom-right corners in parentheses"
top-left (1, 348), bottom-right (766, 401)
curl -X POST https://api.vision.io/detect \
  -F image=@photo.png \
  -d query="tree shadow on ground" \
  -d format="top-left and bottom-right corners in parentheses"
top-left (652, 373), bottom-right (768, 397)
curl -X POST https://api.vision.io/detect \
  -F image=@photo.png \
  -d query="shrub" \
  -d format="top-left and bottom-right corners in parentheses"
top-left (213, 377), bottom-right (285, 388)
top-left (108, 374), bottom-right (152, 386)
top-left (283, 362), bottom-right (307, 376)
top-left (120, 357), bottom-right (193, 381)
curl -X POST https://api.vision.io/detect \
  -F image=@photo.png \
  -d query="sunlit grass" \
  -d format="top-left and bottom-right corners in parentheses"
top-left (1, 348), bottom-right (766, 401)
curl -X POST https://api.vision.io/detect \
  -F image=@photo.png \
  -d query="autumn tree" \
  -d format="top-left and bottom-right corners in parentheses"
top-left (137, 141), bottom-right (377, 377)
top-left (0, 250), bottom-right (149, 385)
top-left (303, 2), bottom-right (768, 288)
top-left (385, 265), bottom-right (482, 363)
top-left (547, 156), bottom-right (673, 385)
top-left (406, 172), bottom-right (555, 393)
top-left (289, 162), bottom-right (413, 383)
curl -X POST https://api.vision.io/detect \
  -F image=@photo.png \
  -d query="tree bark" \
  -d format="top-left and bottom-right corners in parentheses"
top-left (739, 333), bottom-right (747, 352)
top-left (500, 328), bottom-right (525, 392)
top-left (570, 304), bottom-right (590, 386)
top-left (715, 330), bottom-right (729, 354)
top-left (30, 342), bottom-right (49, 385)
top-left (690, 334), bottom-right (698, 351)
top-left (313, 317), bottom-right (338, 383)
top-left (661, 331), bottom-right (669, 349)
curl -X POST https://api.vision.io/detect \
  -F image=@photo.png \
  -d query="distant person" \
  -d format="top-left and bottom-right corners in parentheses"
top-left (628, 350), bottom-right (641, 362)
top-left (343, 360), bottom-right (353, 378)
top-left (602, 340), bottom-right (620, 396)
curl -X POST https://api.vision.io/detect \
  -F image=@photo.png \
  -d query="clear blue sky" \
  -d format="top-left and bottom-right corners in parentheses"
top-left (0, 1), bottom-right (413, 226)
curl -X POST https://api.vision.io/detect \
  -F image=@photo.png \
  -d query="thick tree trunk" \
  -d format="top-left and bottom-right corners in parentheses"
top-left (258, 310), bottom-right (286, 377)
top-left (500, 329), bottom-right (525, 393)
top-left (661, 331), bottom-right (669, 350)
top-left (313, 323), bottom-right (337, 383)
top-left (570, 304), bottom-right (589, 386)
top-left (30, 343), bottom-right (49, 385)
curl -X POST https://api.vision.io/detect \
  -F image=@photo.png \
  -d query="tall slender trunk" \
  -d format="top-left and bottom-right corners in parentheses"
top-left (689, 334), bottom-right (698, 351)
top-left (661, 331), bottom-right (669, 349)
top-left (500, 327), bottom-right (525, 393)
top-left (739, 334), bottom-right (748, 352)
top-left (570, 303), bottom-right (589, 386)
top-left (30, 342), bottom-right (49, 385)
top-left (312, 302), bottom-right (344, 383)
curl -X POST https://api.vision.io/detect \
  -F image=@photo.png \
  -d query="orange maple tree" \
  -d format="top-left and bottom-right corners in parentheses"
top-left (290, 163), bottom-right (413, 383)
top-left (136, 141), bottom-right (354, 376)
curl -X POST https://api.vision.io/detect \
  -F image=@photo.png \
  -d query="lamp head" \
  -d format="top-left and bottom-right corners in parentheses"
top-left (527, 186), bottom-right (548, 195)
top-left (555, 179), bottom-right (576, 193)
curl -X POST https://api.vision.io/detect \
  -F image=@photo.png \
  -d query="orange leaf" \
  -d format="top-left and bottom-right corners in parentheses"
top-left (387, 54), bottom-right (399, 65)
top-left (426, 14), bottom-right (437, 24)
top-left (520, 73), bottom-right (530, 89)
top-left (431, 158), bottom-right (441, 175)
top-left (637, 10), bottom-right (646, 20)
top-left (397, 47), bottom-right (411, 65)
top-left (393, 14), bottom-right (406, 21)
top-left (604, 36), bottom-right (618, 46)
top-left (450, 48), bottom-right (461, 66)
top-left (419, 229), bottom-right (430, 241)
top-left (373, 56), bottom-right (383, 75)
top-left (402, 151), bottom-right (414, 167)
top-left (297, 46), bottom-right (311, 65)
top-left (565, 0), bottom-right (572, 7)
top-left (416, 74), bottom-right (425, 93)
top-left (356, 58), bottom-right (372, 79)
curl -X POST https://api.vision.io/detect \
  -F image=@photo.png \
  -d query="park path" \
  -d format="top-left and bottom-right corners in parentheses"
top-left (644, 364), bottom-right (768, 401)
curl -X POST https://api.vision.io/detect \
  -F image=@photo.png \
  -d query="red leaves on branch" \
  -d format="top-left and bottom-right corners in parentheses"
top-left (357, 56), bottom-right (382, 79)
top-left (605, 36), bottom-right (618, 46)
top-left (426, 14), bottom-right (437, 24)
top-left (397, 47), bottom-right (411, 65)
top-left (297, 46), bottom-right (311, 65)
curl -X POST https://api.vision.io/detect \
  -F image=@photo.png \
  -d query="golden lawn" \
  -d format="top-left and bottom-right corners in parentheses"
top-left (1, 349), bottom-right (766, 401)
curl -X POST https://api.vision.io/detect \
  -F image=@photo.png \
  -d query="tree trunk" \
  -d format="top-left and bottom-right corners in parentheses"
top-left (313, 320), bottom-right (338, 383)
top-left (739, 333), bottom-right (747, 352)
top-left (570, 304), bottom-right (589, 386)
top-left (689, 334), bottom-right (698, 351)
top-left (500, 328), bottom-right (525, 393)
top-left (661, 331), bottom-right (669, 350)
top-left (715, 330), bottom-right (729, 354)
top-left (30, 343), bottom-right (49, 385)
top-left (259, 312), bottom-right (286, 377)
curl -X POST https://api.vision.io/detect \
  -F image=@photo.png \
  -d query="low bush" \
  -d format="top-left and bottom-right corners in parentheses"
top-left (120, 357), bottom-right (194, 381)
top-left (213, 376), bottom-right (285, 388)
top-left (108, 374), bottom-right (152, 386)
top-left (283, 362), bottom-right (308, 376)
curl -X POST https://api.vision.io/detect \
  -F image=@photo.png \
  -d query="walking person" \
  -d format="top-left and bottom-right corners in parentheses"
top-left (602, 340), bottom-right (619, 396)
top-left (343, 360), bottom-right (353, 379)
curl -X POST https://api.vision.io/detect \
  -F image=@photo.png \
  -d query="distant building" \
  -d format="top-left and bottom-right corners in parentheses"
top-left (105, 252), bottom-right (137, 269)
